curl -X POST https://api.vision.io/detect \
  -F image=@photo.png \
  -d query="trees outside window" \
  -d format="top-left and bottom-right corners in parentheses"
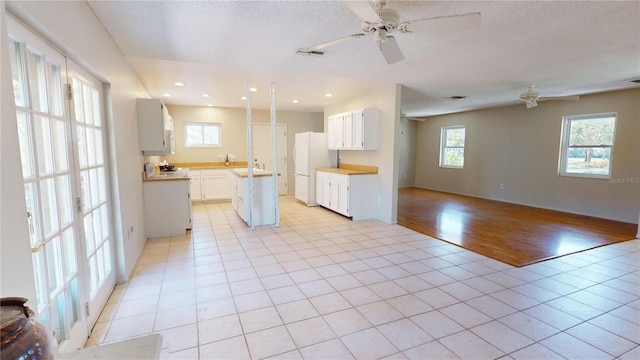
top-left (185, 122), bottom-right (221, 147)
top-left (440, 126), bottom-right (465, 168)
top-left (559, 113), bottom-right (616, 178)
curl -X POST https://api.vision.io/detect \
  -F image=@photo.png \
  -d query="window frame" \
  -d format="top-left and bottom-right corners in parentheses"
top-left (184, 122), bottom-right (221, 148)
top-left (558, 112), bottom-right (617, 179)
top-left (439, 125), bottom-right (466, 169)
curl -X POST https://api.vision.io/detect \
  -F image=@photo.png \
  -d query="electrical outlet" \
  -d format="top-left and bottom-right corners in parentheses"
top-left (499, 184), bottom-right (504, 190)
top-left (377, 196), bottom-right (381, 204)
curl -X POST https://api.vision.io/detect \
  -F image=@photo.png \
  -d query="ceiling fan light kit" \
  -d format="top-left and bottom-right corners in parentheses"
top-left (297, 0), bottom-right (481, 64)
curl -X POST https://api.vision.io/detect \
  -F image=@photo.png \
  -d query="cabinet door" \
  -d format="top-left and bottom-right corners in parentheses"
top-left (338, 181), bottom-right (349, 215)
top-left (328, 114), bottom-right (343, 150)
top-left (190, 175), bottom-right (202, 201)
top-left (316, 177), bottom-right (323, 206)
top-left (323, 177), bottom-right (332, 208)
top-left (137, 98), bottom-right (167, 152)
top-left (329, 179), bottom-right (339, 211)
top-left (203, 175), bottom-right (230, 200)
top-left (343, 112), bottom-right (354, 149)
top-left (352, 110), bottom-right (364, 150)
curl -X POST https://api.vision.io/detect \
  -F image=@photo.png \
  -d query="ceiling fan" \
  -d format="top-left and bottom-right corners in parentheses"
top-left (297, 0), bottom-right (481, 64)
top-left (518, 84), bottom-right (580, 109)
top-left (401, 112), bottom-right (425, 122)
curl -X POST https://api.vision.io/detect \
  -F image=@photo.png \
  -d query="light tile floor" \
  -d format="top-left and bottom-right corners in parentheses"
top-left (87, 197), bottom-right (640, 359)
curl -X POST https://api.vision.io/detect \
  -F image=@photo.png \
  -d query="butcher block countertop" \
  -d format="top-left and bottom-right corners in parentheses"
top-left (316, 163), bottom-right (378, 175)
top-left (231, 168), bottom-right (280, 178)
top-left (142, 168), bottom-right (190, 182)
top-left (171, 161), bottom-right (248, 170)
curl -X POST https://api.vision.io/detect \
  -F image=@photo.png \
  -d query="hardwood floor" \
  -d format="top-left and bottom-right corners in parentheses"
top-left (397, 187), bottom-right (638, 267)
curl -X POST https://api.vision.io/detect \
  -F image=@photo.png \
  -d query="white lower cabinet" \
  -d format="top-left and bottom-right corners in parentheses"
top-left (143, 179), bottom-right (192, 237)
top-left (232, 173), bottom-right (276, 226)
top-left (316, 171), bottom-right (376, 220)
top-left (190, 174), bottom-right (202, 200)
top-left (190, 169), bottom-right (233, 201)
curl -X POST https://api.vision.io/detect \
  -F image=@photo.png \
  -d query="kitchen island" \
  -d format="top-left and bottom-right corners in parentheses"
top-left (230, 169), bottom-right (278, 227)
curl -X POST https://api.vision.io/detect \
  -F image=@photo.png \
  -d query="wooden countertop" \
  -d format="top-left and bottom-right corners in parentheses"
top-left (142, 169), bottom-right (190, 182)
top-left (316, 163), bottom-right (378, 175)
top-left (231, 169), bottom-right (280, 178)
top-left (171, 161), bottom-right (248, 170)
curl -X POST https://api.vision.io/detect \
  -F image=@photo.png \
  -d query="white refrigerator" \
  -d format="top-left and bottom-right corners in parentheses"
top-left (294, 132), bottom-right (337, 206)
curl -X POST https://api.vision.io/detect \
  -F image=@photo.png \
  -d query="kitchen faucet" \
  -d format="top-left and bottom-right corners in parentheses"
top-left (254, 159), bottom-right (266, 170)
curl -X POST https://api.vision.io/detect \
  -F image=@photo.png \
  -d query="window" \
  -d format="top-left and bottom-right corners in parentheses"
top-left (185, 122), bottom-right (221, 147)
top-left (559, 113), bottom-right (616, 178)
top-left (440, 125), bottom-right (466, 168)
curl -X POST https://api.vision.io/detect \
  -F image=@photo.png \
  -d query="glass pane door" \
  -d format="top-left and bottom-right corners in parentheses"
top-left (8, 18), bottom-right (87, 351)
top-left (67, 64), bottom-right (115, 330)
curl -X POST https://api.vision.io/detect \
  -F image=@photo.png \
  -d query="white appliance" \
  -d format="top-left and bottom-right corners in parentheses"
top-left (294, 132), bottom-right (337, 206)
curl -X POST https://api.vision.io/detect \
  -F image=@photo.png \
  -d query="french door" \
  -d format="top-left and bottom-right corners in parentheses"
top-left (67, 63), bottom-right (115, 330)
top-left (8, 16), bottom-right (114, 351)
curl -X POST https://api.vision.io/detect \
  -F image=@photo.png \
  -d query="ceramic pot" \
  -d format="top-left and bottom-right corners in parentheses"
top-left (1, 297), bottom-right (53, 360)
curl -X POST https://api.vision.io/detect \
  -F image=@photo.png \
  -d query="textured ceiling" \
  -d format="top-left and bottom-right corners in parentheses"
top-left (87, 0), bottom-right (640, 116)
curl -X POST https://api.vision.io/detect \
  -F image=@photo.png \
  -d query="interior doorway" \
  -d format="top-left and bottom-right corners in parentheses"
top-left (252, 123), bottom-right (287, 195)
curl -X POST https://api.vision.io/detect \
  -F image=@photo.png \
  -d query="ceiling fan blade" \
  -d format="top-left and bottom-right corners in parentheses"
top-left (344, 0), bottom-right (382, 23)
top-left (299, 33), bottom-right (365, 53)
top-left (539, 95), bottom-right (580, 101)
top-left (401, 12), bottom-right (481, 33)
top-left (379, 36), bottom-right (404, 64)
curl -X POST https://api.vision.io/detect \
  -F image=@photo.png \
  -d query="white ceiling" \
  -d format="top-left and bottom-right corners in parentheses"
top-left (87, 0), bottom-right (640, 117)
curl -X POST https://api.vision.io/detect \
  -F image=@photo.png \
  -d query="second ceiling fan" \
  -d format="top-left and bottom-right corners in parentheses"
top-left (517, 84), bottom-right (580, 109)
top-left (297, 0), bottom-right (481, 64)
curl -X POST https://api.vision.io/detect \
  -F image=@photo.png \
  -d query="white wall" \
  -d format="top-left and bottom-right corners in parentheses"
top-left (0, 3), bottom-right (37, 306)
top-left (414, 88), bottom-right (640, 224)
top-left (397, 119), bottom-right (418, 188)
top-left (6, 1), bottom-right (151, 282)
top-left (164, 105), bottom-right (324, 195)
top-left (324, 85), bottom-right (402, 224)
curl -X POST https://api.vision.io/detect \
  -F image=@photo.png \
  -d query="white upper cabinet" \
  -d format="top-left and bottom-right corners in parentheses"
top-left (137, 98), bottom-right (175, 155)
top-left (327, 114), bottom-right (342, 150)
top-left (327, 108), bottom-right (378, 150)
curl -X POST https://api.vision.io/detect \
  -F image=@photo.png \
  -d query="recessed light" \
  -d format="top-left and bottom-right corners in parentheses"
top-left (250, 87), bottom-right (258, 92)
top-left (241, 96), bottom-right (247, 100)
top-left (292, 100), bottom-right (299, 104)
top-left (174, 82), bottom-right (185, 87)
top-left (202, 93), bottom-right (211, 98)
top-left (207, 104), bottom-right (213, 107)
top-left (163, 93), bottom-right (171, 97)
top-left (325, 93), bottom-right (333, 98)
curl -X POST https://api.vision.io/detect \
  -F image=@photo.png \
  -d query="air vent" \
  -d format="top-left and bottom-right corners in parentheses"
top-left (296, 50), bottom-right (325, 57)
top-left (450, 96), bottom-right (467, 100)
top-left (628, 78), bottom-right (640, 84)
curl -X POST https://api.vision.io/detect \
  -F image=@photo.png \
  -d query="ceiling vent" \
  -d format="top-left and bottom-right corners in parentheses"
top-left (628, 78), bottom-right (640, 84)
top-left (450, 96), bottom-right (467, 100)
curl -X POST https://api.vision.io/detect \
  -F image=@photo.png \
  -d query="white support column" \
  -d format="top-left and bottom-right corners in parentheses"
top-left (246, 81), bottom-right (254, 230)
top-left (270, 82), bottom-right (280, 227)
